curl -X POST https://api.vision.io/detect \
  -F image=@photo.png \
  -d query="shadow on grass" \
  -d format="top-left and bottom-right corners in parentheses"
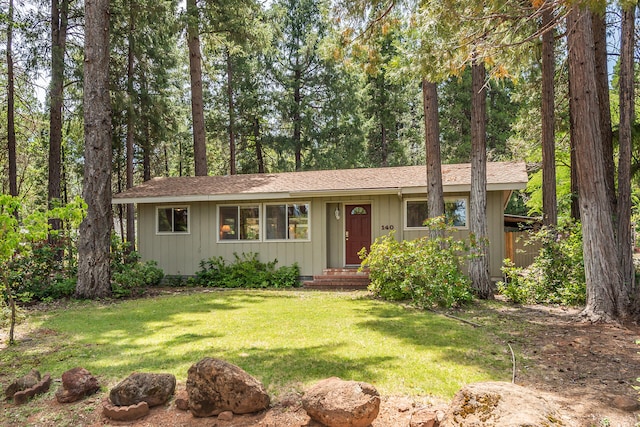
top-left (351, 300), bottom-right (512, 379)
top-left (3, 291), bottom-right (511, 397)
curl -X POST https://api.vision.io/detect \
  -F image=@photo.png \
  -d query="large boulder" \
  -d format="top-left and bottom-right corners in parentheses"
top-left (302, 377), bottom-right (380, 427)
top-left (441, 382), bottom-right (565, 427)
top-left (5, 369), bottom-right (40, 401)
top-left (109, 372), bottom-right (176, 407)
top-left (186, 358), bottom-right (270, 417)
top-left (55, 367), bottom-right (100, 403)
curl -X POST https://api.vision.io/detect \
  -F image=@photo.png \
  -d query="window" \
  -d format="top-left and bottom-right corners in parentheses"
top-left (444, 198), bottom-right (467, 227)
top-left (157, 206), bottom-right (189, 234)
top-left (406, 200), bottom-right (428, 228)
top-left (405, 198), bottom-right (468, 229)
top-left (219, 205), bottom-right (260, 241)
top-left (266, 203), bottom-right (309, 240)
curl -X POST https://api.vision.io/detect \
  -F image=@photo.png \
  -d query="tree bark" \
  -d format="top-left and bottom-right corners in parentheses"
top-left (469, 59), bottom-right (492, 299)
top-left (422, 79), bottom-right (444, 222)
top-left (616, 3), bottom-right (636, 313)
top-left (541, 3), bottom-right (557, 227)
top-left (76, 0), bottom-right (113, 299)
top-left (226, 49), bottom-right (236, 175)
top-left (293, 66), bottom-right (302, 171)
top-left (567, 5), bottom-right (622, 321)
top-left (187, 0), bottom-right (208, 176)
top-left (254, 117), bottom-right (265, 173)
top-left (7, 0), bottom-right (17, 198)
top-left (125, 0), bottom-right (136, 253)
top-left (49, 0), bottom-right (69, 216)
top-left (591, 11), bottom-right (616, 213)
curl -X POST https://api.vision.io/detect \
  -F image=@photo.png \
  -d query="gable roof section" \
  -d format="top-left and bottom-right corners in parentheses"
top-left (113, 162), bottom-right (528, 204)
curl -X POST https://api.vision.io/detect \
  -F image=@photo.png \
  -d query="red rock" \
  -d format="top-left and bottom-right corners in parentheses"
top-left (103, 400), bottom-right (150, 421)
top-left (218, 411), bottom-right (234, 421)
top-left (302, 377), bottom-right (380, 427)
top-left (13, 374), bottom-right (51, 405)
top-left (56, 367), bottom-right (100, 403)
top-left (175, 390), bottom-right (189, 411)
top-left (186, 358), bottom-right (270, 417)
top-left (410, 409), bottom-right (438, 427)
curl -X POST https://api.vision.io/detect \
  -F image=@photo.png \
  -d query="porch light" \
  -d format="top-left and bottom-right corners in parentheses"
top-left (334, 206), bottom-right (341, 220)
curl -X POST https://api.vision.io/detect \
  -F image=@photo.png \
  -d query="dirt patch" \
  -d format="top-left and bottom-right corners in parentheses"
top-left (2, 295), bottom-right (639, 426)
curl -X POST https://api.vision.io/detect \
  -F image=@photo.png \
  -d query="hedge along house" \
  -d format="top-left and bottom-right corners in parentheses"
top-left (112, 162), bottom-right (528, 284)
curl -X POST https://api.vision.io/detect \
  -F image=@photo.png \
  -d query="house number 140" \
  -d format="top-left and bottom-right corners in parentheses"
top-left (381, 225), bottom-right (395, 230)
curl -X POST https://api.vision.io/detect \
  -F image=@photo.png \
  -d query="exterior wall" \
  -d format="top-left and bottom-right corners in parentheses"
top-left (137, 190), bottom-right (506, 278)
top-left (400, 191), bottom-right (505, 279)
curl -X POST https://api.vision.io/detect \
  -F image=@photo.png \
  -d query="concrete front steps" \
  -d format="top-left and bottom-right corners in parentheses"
top-left (303, 268), bottom-right (370, 290)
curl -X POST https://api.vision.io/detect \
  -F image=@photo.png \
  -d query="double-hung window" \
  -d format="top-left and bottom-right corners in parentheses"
top-left (265, 203), bottom-right (309, 240)
top-left (157, 206), bottom-right (189, 234)
top-left (219, 205), bottom-right (260, 241)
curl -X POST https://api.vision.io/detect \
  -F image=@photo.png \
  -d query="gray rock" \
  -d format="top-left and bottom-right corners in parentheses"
top-left (56, 367), bottom-right (100, 403)
top-left (441, 381), bottom-right (565, 427)
top-left (302, 377), bottom-right (380, 427)
top-left (186, 357), bottom-right (270, 417)
top-left (109, 372), bottom-right (176, 407)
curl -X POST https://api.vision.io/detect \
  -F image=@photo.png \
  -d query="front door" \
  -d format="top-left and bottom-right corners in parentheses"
top-left (345, 204), bottom-right (371, 265)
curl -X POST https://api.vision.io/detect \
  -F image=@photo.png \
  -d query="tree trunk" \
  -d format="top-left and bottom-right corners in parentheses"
top-left (76, 0), bottom-right (113, 299)
top-left (541, 4), bottom-right (557, 227)
top-left (48, 0), bottom-right (68, 217)
top-left (187, 0), bottom-right (208, 176)
top-left (616, 3), bottom-right (636, 314)
top-left (227, 49), bottom-right (236, 175)
top-left (591, 11), bottom-right (616, 213)
top-left (254, 117), bottom-right (265, 173)
top-left (469, 59), bottom-right (492, 299)
top-left (6, 0), bottom-right (17, 198)
top-left (567, 5), bottom-right (622, 321)
top-left (422, 79), bottom-right (444, 223)
top-left (125, 0), bottom-right (136, 253)
top-left (293, 66), bottom-right (302, 171)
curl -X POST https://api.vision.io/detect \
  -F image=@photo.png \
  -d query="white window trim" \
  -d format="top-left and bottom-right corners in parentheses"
top-left (404, 197), bottom-right (469, 230)
top-left (263, 202), bottom-right (311, 242)
top-left (217, 204), bottom-right (262, 243)
top-left (156, 205), bottom-right (190, 235)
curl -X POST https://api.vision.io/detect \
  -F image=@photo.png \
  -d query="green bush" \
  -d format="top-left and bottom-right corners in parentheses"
top-left (110, 237), bottom-right (164, 298)
top-left (361, 219), bottom-right (473, 309)
top-left (7, 240), bottom-right (77, 301)
top-left (498, 221), bottom-right (585, 306)
top-left (190, 252), bottom-right (300, 289)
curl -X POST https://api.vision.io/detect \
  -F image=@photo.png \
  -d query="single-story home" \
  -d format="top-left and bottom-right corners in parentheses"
top-left (112, 162), bottom-right (528, 281)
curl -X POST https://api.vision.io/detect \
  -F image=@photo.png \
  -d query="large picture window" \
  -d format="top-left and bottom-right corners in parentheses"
top-left (157, 206), bottom-right (189, 234)
top-left (266, 203), bottom-right (309, 240)
top-left (405, 198), bottom-right (468, 229)
top-left (219, 205), bottom-right (260, 241)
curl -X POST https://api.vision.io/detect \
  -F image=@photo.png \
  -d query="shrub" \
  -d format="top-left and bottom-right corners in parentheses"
top-left (190, 252), bottom-right (300, 289)
top-left (498, 221), bottom-right (585, 306)
top-left (110, 236), bottom-right (164, 298)
top-left (361, 219), bottom-right (473, 309)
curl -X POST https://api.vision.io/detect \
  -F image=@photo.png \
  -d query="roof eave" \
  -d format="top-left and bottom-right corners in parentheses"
top-left (113, 181), bottom-right (527, 205)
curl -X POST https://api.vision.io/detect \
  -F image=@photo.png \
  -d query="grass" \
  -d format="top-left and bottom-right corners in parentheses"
top-left (1, 290), bottom-right (512, 402)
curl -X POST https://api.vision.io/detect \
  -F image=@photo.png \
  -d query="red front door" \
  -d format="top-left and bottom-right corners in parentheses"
top-left (345, 204), bottom-right (371, 265)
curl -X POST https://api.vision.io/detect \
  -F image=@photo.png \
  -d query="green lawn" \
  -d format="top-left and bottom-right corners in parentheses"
top-left (2, 290), bottom-right (511, 400)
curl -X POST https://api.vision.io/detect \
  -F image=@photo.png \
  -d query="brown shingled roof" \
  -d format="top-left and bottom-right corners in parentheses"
top-left (113, 162), bottom-right (527, 203)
